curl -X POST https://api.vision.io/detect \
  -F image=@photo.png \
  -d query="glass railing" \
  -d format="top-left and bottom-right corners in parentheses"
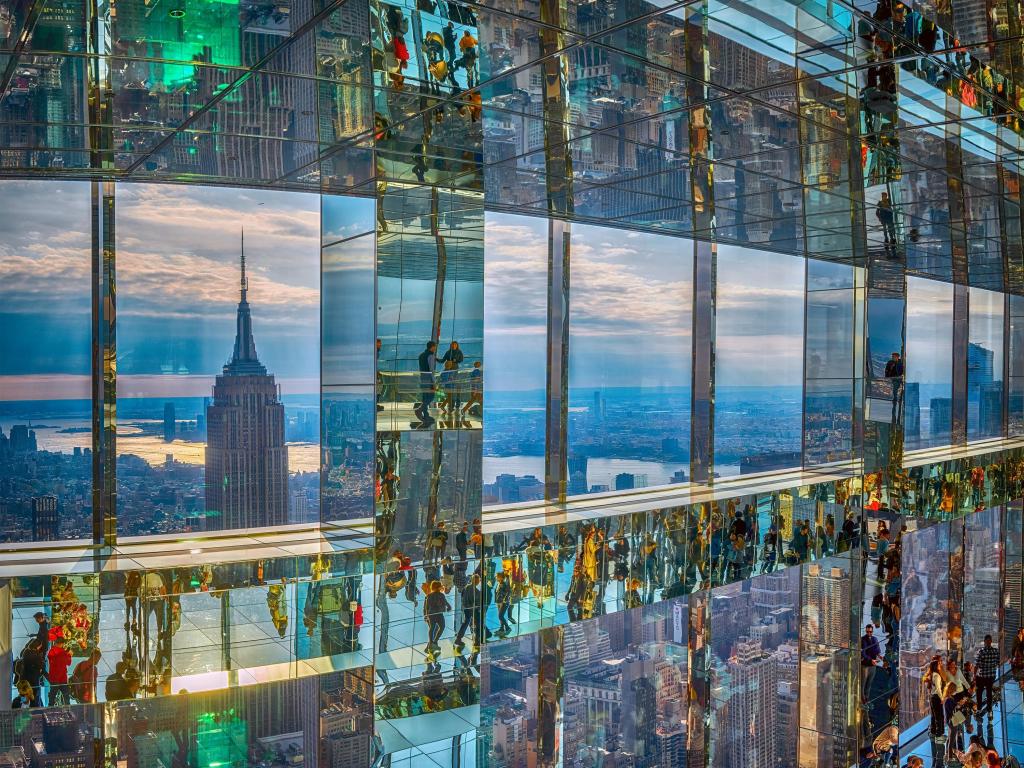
top-left (5, 541), bottom-right (373, 709)
top-left (6, 435), bottom-right (1022, 715)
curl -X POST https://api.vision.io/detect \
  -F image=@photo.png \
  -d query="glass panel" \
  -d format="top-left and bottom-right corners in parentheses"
top-left (716, 245), bottom-right (804, 477)
top-left (804, 258), bottom-right (856, 466)
top-left (482, 213), bottom-right (548, 500)
top-left (1010, 295), bottom-right (1024, 436)
top-left (899, 522), bottom-right (952, 731)
top-left (567, 224), bottom-right (692, 495)
top-left (708, 568), bottom-right (800, 767)
top-left (905, 276), bottom-right (954, 450)
top-left (560, 597), bottom-right (691, 761)
top-left (322, 195), bottom-right (375, 524)
top-left (967, 286), bottom-right (1005, 441)
top-left (0, 180), bottom-right (91, 544)
top-left (962, 506), bottom-right (1002, 661)
top-left (116, 184), bottom-right (321, 535)
top-left (1003, 501), bottom-right (1023, 661)
top-left (799, 555), bottom-right (858, 768)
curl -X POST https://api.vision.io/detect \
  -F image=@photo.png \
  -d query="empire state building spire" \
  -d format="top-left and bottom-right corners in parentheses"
top-left (225, 229), bottom-right (266, 375)
top-left (205, 229), bottom-right (288, 531)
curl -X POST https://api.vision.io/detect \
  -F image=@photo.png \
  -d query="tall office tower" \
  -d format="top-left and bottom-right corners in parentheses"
top-left (615, 473), bottom-right (636, 490)
top-left (798, 657), bottom-right (827, 764)
top-left (968, 342), bottom-right (995, 390)
top-left (8, 424), bottom-right (37, 453)
top-left (30, 495), bottom-right (59, 541)
top-left (654, 725), bottom-right (687, 768)
top-left (801, 564), bottom-right (851, 649)
top-left (620, 657), bottom-right (657, 764)
top-left (204, 248), bottom-right (288, 531)
top-left (979, 382), bottom-right (1004, 436)
top-left (1007, 558), bottom-right (1024, 644)
top-left (931, 397), bottom-right (953, 437)
top-left (162, 401), bottom-right (175, 442)
top-left (904, 382), bottom-right (920, 440)
top-left (568, 455), bottom-right (588, 495)
top-left (726, 637), bottom-right (778, 768)
top-left (562, 621), bottom-right (591, 674)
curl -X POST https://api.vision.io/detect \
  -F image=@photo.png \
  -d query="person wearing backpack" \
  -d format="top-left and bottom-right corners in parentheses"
top-left (70, 648), bottom-right (101, 704)
top-left (17, 638), bottom-right (46, 706)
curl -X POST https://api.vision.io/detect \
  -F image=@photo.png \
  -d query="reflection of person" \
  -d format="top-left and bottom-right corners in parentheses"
top-left (861, 624), bottom-right (882, 697)
top-left (423, 580), bottom-right (450, 652)
top-left (440, 340), bottom-right (464, 368)
top-left (876, 192), bottom-right (897, 243)
top-left (884, 351), bottom-right (903, 379)
top-left (944, 680), bottom-right (964, 760)
top-left (975, 634), bottom-right (1000, 716)
top-left (458, 30), bottom-right (478, 87)
top-left (439, 360), bottom-right (460, 420)
top-left (415, 341), bottom-right (437, 427)
top-left (46, 641), bottom-right (73, 705)
top-left (376, 338), bottom-right (384, 412)
top-left (495, 571), bottom-right (514, 635)
top-left (12, 680), bottom-right (35, 708)
top-left (955, 736), bottom-right (987, 767)
top-left (70, 648), bottom-right (101, 704)
top-left (426, 521), bottom-right (448, 563)
top-left (927, 657), bottom-right (945, 736)
top-left (885, 351), bottom-right (904, 421)
top-left (33, 612), bottom-right (49, 649)
top-left (1011, 627), bottom-right (1024, 685)
top-left (523, 528), bottom-right (553, 607)
top-left (267, 579), bottom-right (289, 638)
top-left (453, 573), bottom-right (481, 648)
top-left (462, 361), bottom-right (483, 419)
top-left (17, 639), bottom-right (45, 706)
top-left (443, 21), bottom-right (457, 63)
top-left (124, 571), bottom-right (141, 629)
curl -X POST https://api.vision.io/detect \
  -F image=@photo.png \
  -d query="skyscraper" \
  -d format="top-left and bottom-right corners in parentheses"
top-left (31, 495), bottom-right (59, 541)
top-left (904, 382), bottom-right (920, 441)
top-left (801, 564), bottom-right (851, 649)
top-left (163, 401), bottom-right (176, 442)
top-left (930, 397), bottom-right (952, 438)
top-left (204, 244), bottom-right (289, 530)
top-left (726, 637), bottom-right (778, 768)
top-left (968, 342), bottom-right (995, 391)
top-left (979, 382), bottom-right (1004, 436)
top-left (568, 455), bottom-right (588, 496)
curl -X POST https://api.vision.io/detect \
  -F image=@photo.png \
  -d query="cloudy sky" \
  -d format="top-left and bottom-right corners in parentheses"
top-left (0, 180), bottom-right (321, 400)
top-left (484, 214), bottom-right (806, 391)
top-left (0, 181), bottom-right (92, 399)
top-left (0, 186), bottom-right (1005, 402)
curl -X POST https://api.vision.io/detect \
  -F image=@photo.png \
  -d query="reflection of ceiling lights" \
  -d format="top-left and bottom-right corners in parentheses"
top-left (169, 8), bottom-right (185, 18)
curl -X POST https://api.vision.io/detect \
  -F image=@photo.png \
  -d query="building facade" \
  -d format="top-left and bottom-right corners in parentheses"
top-left (1, 0), bottom-right (1024, 766)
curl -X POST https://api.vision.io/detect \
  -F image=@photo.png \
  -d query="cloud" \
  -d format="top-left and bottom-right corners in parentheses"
top-left (0, 181), bottom-right (92, 313)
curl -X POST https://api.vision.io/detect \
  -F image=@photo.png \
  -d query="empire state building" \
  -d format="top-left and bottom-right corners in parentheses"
top-left (204, 247), bottom-right (289, 530)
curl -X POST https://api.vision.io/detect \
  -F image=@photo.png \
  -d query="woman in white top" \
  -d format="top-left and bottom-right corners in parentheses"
top-left (927, 657), bottom-right (945, 736)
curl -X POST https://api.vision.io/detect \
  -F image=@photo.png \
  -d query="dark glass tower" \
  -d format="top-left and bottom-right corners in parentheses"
top-left (204, 243), bottom-right (288, 530)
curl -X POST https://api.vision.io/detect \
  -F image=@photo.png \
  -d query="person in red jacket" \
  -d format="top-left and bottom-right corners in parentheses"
top-left (46, 641), bottom-right (73, 705)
